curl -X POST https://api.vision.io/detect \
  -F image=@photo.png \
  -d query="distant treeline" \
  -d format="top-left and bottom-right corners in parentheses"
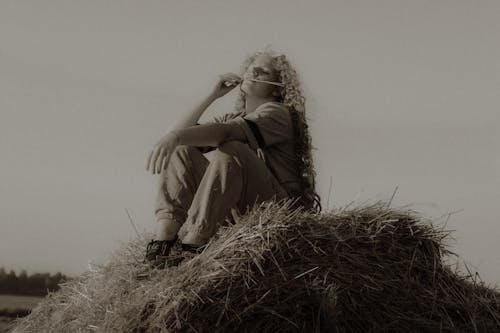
top-left (0, 268), bottom-right (69, 296)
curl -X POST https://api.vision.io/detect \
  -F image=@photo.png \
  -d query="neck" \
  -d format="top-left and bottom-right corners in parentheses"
top-left (244, 96), bottom-right (277, 113)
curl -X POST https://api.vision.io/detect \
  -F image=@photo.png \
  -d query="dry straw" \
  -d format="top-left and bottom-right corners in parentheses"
top-left (12, 200), bottom-right (500, 332)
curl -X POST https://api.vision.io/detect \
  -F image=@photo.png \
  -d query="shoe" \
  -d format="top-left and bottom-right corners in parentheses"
top-left (143, 236), bottom-right (178, 269)
top-left (136, 237), bottom-right (180, 280)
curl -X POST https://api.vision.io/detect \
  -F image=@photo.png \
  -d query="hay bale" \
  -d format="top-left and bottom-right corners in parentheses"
top-left (12, 200), bottom-right (500, 332)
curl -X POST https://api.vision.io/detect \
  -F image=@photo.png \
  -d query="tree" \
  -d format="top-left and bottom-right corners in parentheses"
top-left (5, 270), bottom-right (19, 293)
top-left (18, 270), bottom-right (28, 294)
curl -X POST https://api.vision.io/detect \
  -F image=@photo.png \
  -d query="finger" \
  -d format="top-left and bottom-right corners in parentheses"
top-left (222, 78), bottom-right (241, 88)
top-left (156, 155), bottom-right (166, 174)
top-left (159, 156), bottom-right (166, 173)
top-left (150, 147), bottom-right (162, 174)
top-left (162, 149), bottom-right (172, 171)
top-left (224, 72), bottom-right (240, 79)
top-left (222, 80), bottom-right (236, 88)
top-left (230, 73), bottom-right (242, 82)
top-left (223, 73), bottom-right (241, 82)
top-left (160, 154), bottom-right (169, 172)
top-left (146, 150), bottom-right (154, 172)
top-left (155, 147), bottom-right (165, 174)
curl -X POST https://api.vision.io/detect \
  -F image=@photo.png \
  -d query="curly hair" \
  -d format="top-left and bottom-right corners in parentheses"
top-left (234, 49), bottom-right (322, 213)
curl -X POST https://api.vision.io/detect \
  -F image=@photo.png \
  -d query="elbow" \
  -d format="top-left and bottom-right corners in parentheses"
top-left (202, 124), bottom-right (231, 147)
top-left (216, 127), bottom-right (233, 147)
top-left (217, 125), bottom-right (244, 147)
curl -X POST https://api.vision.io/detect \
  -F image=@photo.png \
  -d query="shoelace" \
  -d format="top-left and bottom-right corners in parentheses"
top-left (181, 243), bottom-right (206, 254)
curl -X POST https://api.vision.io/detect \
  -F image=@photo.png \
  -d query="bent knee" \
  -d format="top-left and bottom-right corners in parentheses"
top-left (159, 145), bottom-right (200, 177)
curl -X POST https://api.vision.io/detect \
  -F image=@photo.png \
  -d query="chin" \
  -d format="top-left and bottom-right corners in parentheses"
top-left (242, 86), bottom-right (258, 96)
top-left (241, 82), bottom-right (250, 92)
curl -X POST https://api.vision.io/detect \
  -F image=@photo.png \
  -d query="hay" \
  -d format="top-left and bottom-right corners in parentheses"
top-left (12, 200), bottom-right (500, 332)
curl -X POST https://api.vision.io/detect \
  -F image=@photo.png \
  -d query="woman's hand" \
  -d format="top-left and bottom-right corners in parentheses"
top-left (210, 73), bottom-right (242, 99)
top-left (146, 132), bottom-right (180, 175)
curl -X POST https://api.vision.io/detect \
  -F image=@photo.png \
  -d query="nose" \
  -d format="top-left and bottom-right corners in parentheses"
top-left (246, 68), bottom-right (260, 79)
top-left (243, 72), bottom-right (255, 81)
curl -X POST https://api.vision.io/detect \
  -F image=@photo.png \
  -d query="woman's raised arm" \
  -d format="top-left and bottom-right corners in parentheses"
top-left (147, 73), bottom-right (242, 174)
top-left (169, 93), bottom-right (217, 130)
top-left (168, 73), bottom-right (242, 131)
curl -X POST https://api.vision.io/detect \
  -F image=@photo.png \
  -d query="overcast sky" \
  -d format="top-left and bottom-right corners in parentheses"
top-left (1, 0), bottom-right (499, 285)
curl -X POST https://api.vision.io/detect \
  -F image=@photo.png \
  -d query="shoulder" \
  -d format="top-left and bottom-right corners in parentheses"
top-left (255, 101), bottom-right (290, 113)
top-left (251, 102), bottom-right (291, 120)
top-left (249, 102), bottom-right (292, 124)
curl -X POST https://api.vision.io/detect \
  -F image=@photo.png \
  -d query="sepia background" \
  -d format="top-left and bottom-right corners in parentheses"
top-left (1, 0), bottom-right (499, 285)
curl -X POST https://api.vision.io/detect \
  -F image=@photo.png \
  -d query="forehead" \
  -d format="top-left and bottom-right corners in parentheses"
top-left (249, 54), bottom-right (274, 69)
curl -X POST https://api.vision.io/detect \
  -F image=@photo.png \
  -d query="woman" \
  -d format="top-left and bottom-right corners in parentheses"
top-left (144, 49), bottom-right (321, 269)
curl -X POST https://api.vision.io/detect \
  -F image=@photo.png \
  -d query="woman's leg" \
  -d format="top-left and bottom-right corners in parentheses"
top-left (178, 141), bottom-right (288, 246)
top-left (153, 145), bottom-right (209, 241)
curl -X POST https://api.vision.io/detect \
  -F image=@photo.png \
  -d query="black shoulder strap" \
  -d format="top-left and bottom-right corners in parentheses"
top-left (243, 118), bottom-right (266, 148)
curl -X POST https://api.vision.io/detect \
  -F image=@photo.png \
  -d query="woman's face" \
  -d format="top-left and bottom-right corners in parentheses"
top-left (241, 54), bottom-right (280, 98)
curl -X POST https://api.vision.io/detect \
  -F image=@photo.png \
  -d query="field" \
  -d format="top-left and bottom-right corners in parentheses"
top-left (0, 295), bottom-right (44, 311)
top-left (0, 295), bottom-right (44, 332)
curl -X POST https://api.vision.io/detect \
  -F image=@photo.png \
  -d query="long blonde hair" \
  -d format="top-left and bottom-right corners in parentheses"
top-left (235, 49), bottom-right (322, 212)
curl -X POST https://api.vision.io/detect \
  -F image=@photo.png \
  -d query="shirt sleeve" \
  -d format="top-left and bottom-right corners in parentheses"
top-left (227, 102), bottom-right (293, 149)
top-left (193, 111), bottom-right (246, 153)
top-left (211, 112), bottom-right (244, 124)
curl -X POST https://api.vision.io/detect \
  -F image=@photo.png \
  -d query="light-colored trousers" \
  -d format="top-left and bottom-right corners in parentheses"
top-left (154, 141), bottom-right (289, 245)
